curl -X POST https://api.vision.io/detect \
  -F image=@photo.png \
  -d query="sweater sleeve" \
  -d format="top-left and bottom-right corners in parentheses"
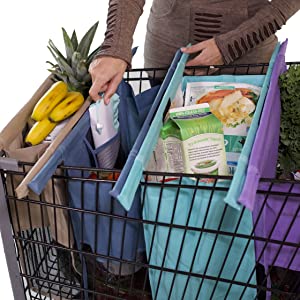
top-left (215, 0), bottom-right (300, 64)
top-left (94, 0), bottom-right (145, 67)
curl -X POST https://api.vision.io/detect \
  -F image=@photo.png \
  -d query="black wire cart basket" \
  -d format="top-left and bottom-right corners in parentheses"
top-left (0, 62), bottom-right (300, 300)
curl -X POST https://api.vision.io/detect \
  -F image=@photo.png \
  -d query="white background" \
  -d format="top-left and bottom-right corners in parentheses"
top-left (0, 1), bottom-right (299, 298)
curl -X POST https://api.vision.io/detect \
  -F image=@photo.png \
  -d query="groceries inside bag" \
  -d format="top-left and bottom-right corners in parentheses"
top-left (147, 80), bottom-right (261, 179)
top-left (185, 82), bottom-right (261, 174)
top-left (148, 103), bottom-right (228, 181)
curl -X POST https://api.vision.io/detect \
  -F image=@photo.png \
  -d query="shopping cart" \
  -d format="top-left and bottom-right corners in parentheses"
top-left (1, 61), bottom-right (300, 300)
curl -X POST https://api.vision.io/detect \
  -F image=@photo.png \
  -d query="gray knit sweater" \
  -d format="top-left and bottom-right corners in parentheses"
top-left (95, 0), bottom-right (299, 68)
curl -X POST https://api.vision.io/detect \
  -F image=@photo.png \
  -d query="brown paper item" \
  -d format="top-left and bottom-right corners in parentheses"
top-left (0, 75), bottom-right (54, 150)
top-left (15, 97), bottom-right (91, 199)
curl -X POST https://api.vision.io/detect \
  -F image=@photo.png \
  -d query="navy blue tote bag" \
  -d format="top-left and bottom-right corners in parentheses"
top-left (28, 80), bottom-right (161, 271)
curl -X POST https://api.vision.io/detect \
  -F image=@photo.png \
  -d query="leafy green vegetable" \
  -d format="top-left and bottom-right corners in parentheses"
top-left (277, 64), bottom-right (300, 177)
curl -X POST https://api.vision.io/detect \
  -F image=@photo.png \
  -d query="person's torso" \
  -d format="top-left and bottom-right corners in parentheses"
top-left (144, 0), bottom-right (275, 68)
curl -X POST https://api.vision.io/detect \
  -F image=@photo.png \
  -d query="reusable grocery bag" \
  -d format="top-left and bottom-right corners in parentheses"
top-left (238, 40), bottom-right (288, 210)
top-left (142, 177), bottom-right (257, 299)
top-left (110, 43), bottom-right (284, 299)
top-left (237, 40), bottom-right (300, 298)
top-left (111, 43), bottom-right (281, 211)
top-left (0, 75), bottom-right (78, 248)
top-left (27, 77), bottom-right (164, 275)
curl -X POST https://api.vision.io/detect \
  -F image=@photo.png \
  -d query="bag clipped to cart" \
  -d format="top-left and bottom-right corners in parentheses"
top-left (27, 67), bottom-right (168, 288)
top-left (0, 75), bottom-right (93, 297)
top-left (108, 41), bottom-right (284, 299)
top-left (0, 75), bottom-right (79, 249)
top-left (237, 41), bottom-right (300, 298)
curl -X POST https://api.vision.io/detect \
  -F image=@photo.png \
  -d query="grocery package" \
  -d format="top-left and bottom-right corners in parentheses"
top-left (185, 82), bottom-right (261, 174)
top-left (150, 103), bottom-right (228, 180)
top-left (88, 94), bottom-right (120, 168)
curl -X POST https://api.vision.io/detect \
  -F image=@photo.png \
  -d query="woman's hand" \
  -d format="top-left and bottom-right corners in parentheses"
top-left (181, 38), bottom-right (224, 75)
top-left (88, 56), bottom-right (128, 104)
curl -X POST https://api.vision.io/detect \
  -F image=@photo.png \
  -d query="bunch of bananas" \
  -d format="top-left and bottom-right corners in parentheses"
top-left (25, 81), bottom-right (84, 146)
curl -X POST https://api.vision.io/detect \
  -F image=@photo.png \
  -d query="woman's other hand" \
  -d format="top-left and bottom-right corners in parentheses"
top-left (181, 38), bottom-right (224, 75)
top-left (88, 56), bottom-right (127, 104)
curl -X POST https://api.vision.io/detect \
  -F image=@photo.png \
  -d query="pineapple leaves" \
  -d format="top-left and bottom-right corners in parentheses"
top-left (46, 21), bottom-right (99, 97)
top-left (62, 28), bottom-right (74, 64)
top-left (71, 52), bottom-right (88, 81)
top-left (45, 60), bottom-right (56, 68)
top-left (71, 30), bottom-right (78, 50)
top-left (56, 56), bottom-right (76, 77)
top-left (47, 69), bottom-right (69, 83)
top-left (77, 21), bottom-right (99, 60)
top-left (48, 39), bottom-right (68, 64)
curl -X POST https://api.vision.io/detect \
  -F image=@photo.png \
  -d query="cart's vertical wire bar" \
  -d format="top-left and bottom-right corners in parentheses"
top-left (181, 178), bottom-right (218, 299)
top-left (51, 176), bottom-right (63, 299)
top-left (80, 169), bottom-right (86, 296)
top-left (12, 168), bottom-right (38, 299)
top-left (139, 70), bottom-right (143, 94)
top-left (38, 192), bottom-right (53, 298)
top-left (22, 164), bottom-right (45, 298)
top-left (105, 181), bottom-right (114, 293)
top-left (153, 176), bottom-right (183, 300)
top-left (153, 70), bottom-right (157, 83)
top-left (236, 182), bottom-right (294, 299)
top-left (0, 161), bottom-right (26, 300)
top-left (23, 165), bottom-right (40, 290)
top-left (115, 194), bottom-right (129, 296)
top-left (140, 175), bottom-right (152, 299)
top-left (65, 168), bottom-right (77, 298)
top-left (208, 205), bottom-right (248, 300)
top-left (91, 179), bottom-right (100, 300)
top-left (52, 177), bottom-right (58, 247)
top-left (166, 177), bottom-right (200, 300)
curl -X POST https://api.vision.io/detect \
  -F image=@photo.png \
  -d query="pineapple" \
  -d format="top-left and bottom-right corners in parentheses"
top-left (47, 21), bottom-right (100, 98)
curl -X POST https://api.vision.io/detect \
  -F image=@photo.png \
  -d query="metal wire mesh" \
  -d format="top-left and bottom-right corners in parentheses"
top-left (1, 63), bottom-right (300, 300)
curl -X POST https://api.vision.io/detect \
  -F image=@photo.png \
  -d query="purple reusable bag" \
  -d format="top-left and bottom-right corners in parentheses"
top-left (238, 40), bottom-right (288, 210)
top-left (238, 40), bottom-right (300, 297)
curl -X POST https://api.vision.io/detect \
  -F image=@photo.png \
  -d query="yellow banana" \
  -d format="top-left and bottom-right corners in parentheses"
top-left (31, 81), bottom-right (68, 121)
top-left (48, 91), bottom-right (84, 122)
top-left (25, 118), bottom-right (57, 146)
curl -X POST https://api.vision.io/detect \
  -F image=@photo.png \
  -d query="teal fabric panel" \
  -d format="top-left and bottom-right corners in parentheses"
top-left (115, 51), bottom-right (190, 210)
top-left (142, 177), bottom-right (256, 300)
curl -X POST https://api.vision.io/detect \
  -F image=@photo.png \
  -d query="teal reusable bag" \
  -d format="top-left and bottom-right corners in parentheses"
top-left (114, 43), bottom-right (280, 211)
top-left (142, 177), bottom-right (256, 300)
top-left (114, 44), bottom-right (283, 299)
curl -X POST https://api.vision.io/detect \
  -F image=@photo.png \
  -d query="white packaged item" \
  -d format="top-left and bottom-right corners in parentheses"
top-left (89, 94), bottom-right (120, 168)
top-left (148, 104), bottom-right (228, 181)
top-left (184, 82), bottom-right (261, 174)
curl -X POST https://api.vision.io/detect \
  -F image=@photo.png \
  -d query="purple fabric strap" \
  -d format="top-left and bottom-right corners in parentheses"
top-left (238, 40), bottom-right (288, 210)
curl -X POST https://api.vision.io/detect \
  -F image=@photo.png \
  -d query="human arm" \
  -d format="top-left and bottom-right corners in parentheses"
top-left (215, 0), bottom-right (300, 64)
top-left (182, 0), bottom-right (299, 68)
top-left (89, 0), bottom-right (145, 103)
